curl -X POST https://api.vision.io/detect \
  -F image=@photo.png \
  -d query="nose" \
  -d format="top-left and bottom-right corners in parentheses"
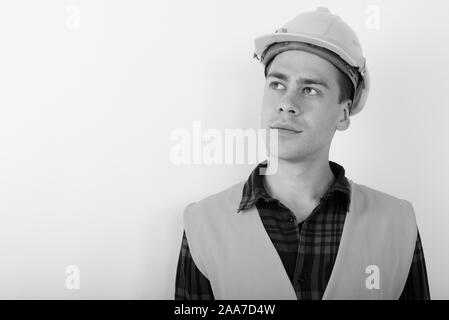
top-left (276, 92), bottom-right (301, 117)
top-left (276, 102), bottom-right (300, 117)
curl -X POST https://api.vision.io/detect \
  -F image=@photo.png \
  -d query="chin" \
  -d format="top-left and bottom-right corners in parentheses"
top-left (270, 149), bottom-right (305, 161)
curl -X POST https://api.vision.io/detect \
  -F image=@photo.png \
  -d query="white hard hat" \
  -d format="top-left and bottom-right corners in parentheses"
top-left (254, 7), bottom-right (369, 116)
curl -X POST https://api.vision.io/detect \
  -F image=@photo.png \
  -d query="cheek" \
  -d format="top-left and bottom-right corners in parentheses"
top-left (260, 90), bottom-right (278, 125)
top-left (313, 113), bottom-right (338, 139)
top-left (263, 87), bottom-right (280, 106)
top-left (260, 108), bottom-right (272, 128)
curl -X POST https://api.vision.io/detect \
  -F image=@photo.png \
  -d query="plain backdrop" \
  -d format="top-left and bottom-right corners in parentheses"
top-left (0, 0), bottom-right (448, 299)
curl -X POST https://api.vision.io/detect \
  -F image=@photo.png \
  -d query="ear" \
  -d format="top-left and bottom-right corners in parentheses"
top-left (336, 101), bottom-right (351, 131)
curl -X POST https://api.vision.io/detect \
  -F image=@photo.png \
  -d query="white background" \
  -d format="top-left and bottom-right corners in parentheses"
top-left (0, 0), bottom-right (448, 299)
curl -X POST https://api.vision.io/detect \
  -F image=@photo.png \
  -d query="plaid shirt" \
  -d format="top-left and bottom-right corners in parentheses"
top-left (175, 160), bottom-right (430, 300)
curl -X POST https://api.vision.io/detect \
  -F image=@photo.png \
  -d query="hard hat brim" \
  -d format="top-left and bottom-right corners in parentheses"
top-left (254, 33), bottom-right (362, 69)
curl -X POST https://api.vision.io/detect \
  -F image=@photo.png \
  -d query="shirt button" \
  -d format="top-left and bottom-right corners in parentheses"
top-left (289, 216), bottom-right (295, 223)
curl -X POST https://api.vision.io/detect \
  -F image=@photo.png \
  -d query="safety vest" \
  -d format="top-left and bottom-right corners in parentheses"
top-left (183, 178), bottom-right (417, 300)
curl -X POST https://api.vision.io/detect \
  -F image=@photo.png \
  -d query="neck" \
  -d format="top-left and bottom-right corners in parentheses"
top-left (263, 156), bottom-right (335, 206)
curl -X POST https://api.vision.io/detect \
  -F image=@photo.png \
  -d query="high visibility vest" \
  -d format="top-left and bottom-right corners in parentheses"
top-left (183, 178), bottom-right (417, 300)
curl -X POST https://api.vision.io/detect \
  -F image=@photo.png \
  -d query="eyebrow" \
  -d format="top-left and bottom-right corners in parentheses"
top-left (267, 71), bottom-right (330, 89)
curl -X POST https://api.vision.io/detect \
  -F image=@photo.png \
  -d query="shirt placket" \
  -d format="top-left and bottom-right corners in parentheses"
top-left (293, 219), bottom-right (306, 300)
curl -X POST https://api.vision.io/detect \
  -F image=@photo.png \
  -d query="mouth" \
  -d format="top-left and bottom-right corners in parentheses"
top-left (270, 126), bottom-right (302, 134)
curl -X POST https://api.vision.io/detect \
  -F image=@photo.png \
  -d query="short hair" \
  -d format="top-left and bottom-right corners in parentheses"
top-left (336, 68), bottom-right (355, 104)
top-left (264, 59), bottom-right (355, 105)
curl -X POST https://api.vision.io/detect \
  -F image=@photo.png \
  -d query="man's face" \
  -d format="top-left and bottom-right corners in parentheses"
top-left (261, 50), bottom-right (349, 162)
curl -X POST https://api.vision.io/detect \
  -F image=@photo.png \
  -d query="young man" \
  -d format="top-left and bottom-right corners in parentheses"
top-left (175, 7), bottom-right (430, 300)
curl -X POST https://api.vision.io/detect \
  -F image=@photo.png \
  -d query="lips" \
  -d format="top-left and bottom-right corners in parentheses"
top-left (270, 125), bottom-right (302, 133)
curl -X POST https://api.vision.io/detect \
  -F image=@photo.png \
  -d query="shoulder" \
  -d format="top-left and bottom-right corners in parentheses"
top-left (350, 179), bottom-right (408, 202)
top-left (183, 180), bottom-right (246, 222)
top-left (349, 179), bottom-right (417, 221)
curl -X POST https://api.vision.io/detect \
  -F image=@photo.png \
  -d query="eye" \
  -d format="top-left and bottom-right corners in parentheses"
top-left (303, 87), bottom-right (320, 95)
top-left (268, 81), bottom-right (286, 90)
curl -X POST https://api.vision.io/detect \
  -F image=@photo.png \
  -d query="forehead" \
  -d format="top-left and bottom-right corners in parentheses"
top-left (268, 50), bottom-right (340, 84)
